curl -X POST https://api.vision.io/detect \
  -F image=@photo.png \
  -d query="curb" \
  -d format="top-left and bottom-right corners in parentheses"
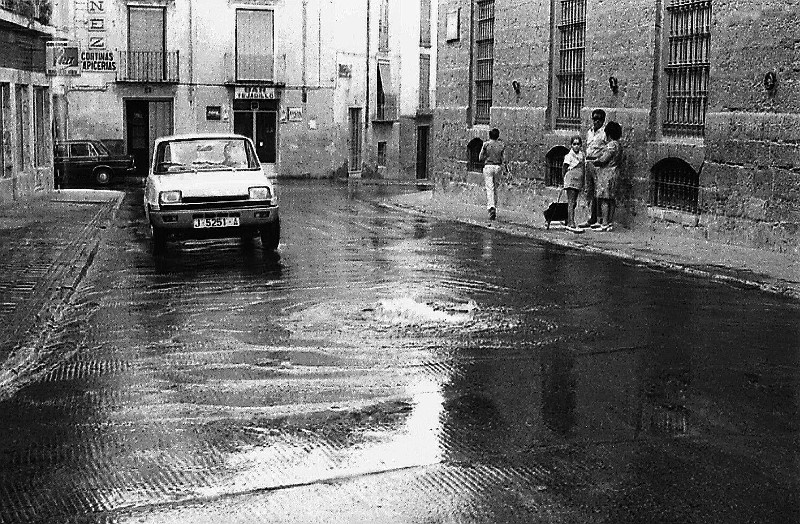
top-left (377, 198), bottom-right (800, 302)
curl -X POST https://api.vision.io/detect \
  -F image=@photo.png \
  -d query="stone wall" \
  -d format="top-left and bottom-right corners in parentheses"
top-left (434, 0), bottom-right (799, 253)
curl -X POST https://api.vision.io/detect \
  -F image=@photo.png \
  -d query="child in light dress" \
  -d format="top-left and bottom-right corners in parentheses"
top-left (562, 136), bottom-right (585, 234)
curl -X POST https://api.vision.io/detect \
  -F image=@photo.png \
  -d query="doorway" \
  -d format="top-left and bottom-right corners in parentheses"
top-left (416, 125), bottom-right (429, 179)
top-left (233, 99), bottom-right (277, 164)
top-left (125, 99), bottom-right (173, 176)
top-left (348, 108), bottom-right (362, 172)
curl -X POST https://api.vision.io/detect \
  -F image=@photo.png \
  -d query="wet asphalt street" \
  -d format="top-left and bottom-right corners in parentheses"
top-left (0, 181), bottom-right (798, 523)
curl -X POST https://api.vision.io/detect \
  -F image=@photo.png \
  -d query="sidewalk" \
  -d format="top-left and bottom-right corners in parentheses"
top-left (0, 189), bottom-right (124, 395)
top-left (380, 188), bottom-right (800, 301)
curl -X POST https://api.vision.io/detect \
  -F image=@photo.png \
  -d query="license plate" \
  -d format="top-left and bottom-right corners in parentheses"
top-left (193, 217), bottom-right (240, 228)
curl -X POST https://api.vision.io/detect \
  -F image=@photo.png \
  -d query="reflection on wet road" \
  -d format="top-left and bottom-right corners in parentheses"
top-left (0, 181), bottom-right (798, 523)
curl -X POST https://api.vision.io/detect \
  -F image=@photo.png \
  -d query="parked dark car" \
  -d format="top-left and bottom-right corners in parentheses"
top-left (54, 140), bottom-right (136, 187)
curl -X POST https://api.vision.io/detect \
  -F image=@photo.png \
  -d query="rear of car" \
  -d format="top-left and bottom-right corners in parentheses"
top-left (144, 134), bottom-right (280, 252)
top-left (54, 140), bottom-right (136, 187)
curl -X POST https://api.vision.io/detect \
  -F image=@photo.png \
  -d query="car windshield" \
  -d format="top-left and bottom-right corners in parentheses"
top-left (154, 138), bottom-right (259, 173)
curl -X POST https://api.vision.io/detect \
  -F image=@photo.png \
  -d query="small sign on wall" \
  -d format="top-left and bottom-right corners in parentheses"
top-left (206, 106), bottom-right (222, 121)
top-left (287, 107), bottom-right (303, 122)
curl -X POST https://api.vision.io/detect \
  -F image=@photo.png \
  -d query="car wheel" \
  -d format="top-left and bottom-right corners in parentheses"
top-left (260, 219), bottom-right (280, 251)
top-left (151, 225), bottom-right (167, 253)
top-left (94, 168), bottom-right (112, 186)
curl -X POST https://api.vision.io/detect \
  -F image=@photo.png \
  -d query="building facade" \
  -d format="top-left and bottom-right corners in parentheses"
top-left (435, 0), bottom-right (799, 253)
top-left (51, 0), bottom-right (436, 180)
top-left (0, 0), bottom-right (56, 204)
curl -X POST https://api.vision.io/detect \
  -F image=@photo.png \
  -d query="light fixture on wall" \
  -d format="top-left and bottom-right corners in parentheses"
top-left (608, 76), bottom-right (619, 94)
top-left (511, 80), bottom-right (521, 95)
top-left (764, 71), bottom-right (777, 92)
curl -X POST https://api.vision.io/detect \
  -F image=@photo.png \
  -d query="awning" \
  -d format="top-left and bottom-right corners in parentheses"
top-left (377, 61), bottom-right (392, 93)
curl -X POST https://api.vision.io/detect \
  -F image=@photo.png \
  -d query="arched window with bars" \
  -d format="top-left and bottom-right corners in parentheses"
top-left (467, 138), bottom-right (484, 172)
top-left (649, 158), bottom-right (700, 214)
top-left (545, 146), bottom-right (569, 187)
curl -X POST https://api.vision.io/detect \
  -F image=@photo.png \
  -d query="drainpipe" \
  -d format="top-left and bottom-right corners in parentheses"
top-left (365, 0), bottom-right (370, 141)
top-left (302, 0), bottom-right (307, 101)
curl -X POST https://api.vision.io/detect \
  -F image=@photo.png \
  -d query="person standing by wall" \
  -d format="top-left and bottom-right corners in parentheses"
top-left (580, 109), bottom-right (607, 229)
top-left (479, 128), bottom-right (506, 221)
top-left (591, 121), bottom-right (623, 231)
top-left (562, 135), bottom-right (585, 234)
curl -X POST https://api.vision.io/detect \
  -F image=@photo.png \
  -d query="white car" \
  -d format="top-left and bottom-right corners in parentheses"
top-left (144, 133), bottom-right (280, 252)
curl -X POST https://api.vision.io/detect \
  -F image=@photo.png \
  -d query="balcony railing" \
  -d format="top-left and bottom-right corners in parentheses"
top-left (374, 95), bottom-right (398, 122)
top-left (418, 89), bottom-right (435, 114)
top-left (117, 50), bottom-right (179, 83)
top-left (223, 52), bottom-right (287, 85)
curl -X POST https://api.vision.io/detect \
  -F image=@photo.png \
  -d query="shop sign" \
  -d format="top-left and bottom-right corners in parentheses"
top-left (206, 106), bottom-right (222, 121)
top-left (81, 51), bottom-right (116, 72)
top-left (287, 107), bottom-right (303, 122)
top-left (46, 41), bottom-right (81, 76)
top-left (235, 86), bottom-right (276, 100)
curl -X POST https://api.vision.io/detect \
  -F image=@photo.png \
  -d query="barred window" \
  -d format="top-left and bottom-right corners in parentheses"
top-left (663, 0), bottom-right (710, 137)
top-left (377, 141), bottom-right (387, 166)
top-left (467, 138), bottom-right (484, 172)
top-left (556, 0), bottom-right (585, 129)
top-left (649, 158), bottom-right (699, 214)
top-left (546, 146), bottom-right (569, 187)
top-left (474, 0), bottom-right (494, 125)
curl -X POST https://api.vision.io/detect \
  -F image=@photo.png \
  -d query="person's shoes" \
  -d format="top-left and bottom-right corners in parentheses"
top-left (488, 207), bottom-right (496, 221)
top-left (577, 221), bottom-right (593, 228)
top-left (598, 224), bottom-right (614, 232)
top-left (565, 225), bottom-right (584, 234)
top-left (590, 223), bottom-right (604, 230)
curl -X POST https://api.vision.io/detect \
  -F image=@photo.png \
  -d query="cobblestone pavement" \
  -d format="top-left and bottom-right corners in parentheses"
top-left (0, 189), bottom-right (124, 397)
top-left (381, 188), bottom-right (800, 301)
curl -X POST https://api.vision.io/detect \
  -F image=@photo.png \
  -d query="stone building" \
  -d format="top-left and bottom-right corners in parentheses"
top-left (51, 0), bottom-right (436, 180)
top-left (0, 0), bottom-right (57, 203)
top-left (435, 0), bottom-right (799, 253)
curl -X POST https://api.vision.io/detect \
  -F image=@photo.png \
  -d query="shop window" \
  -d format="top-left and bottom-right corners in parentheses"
top-left (546, 146), bottom-right (569, 187)
top-left (649, 158), bottom-right (700, 214)
top-left (34, 87), bottom-right (49, 167)
top-left (467, 138), bottom-right (484, 172)
top-left (15, 85), bottom-right (28, 169)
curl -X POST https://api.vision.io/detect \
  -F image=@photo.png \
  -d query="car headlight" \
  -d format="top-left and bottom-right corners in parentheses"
top-left (248, 186), bottom-right (272, 200)
top-left (158, 190), bottom-right (182, 205)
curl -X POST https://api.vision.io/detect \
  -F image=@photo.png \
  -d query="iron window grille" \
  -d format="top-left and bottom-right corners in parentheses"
top-left (663, 0), bottom-right (711, 137)
top-left (556, 0), bottom-right (586, 130)
top-left (474, 0), bottom-right (494, 125)
top-left (546, 146), bottom-right (569, 187)
top-left (649, 158), bottom-right (700, 214)
top-left (467, 138), bottom-right (484, 172)
top-left (377, 141), bottom-right (387, 166)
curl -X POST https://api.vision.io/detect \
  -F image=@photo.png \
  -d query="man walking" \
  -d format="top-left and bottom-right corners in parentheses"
top-left (579, 109), bottom-right (607, 229)
top-left (479, 128), bottom-right (505, 221)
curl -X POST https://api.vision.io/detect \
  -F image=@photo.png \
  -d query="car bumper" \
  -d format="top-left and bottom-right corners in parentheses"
top-left (149, 204), bottom-right (279, 238)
